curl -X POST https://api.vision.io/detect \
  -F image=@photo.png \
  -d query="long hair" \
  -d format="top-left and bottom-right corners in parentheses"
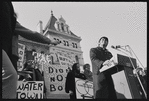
top-left (72, 63), bottom-right (80, 74)
top-left (72, 63), bottom-right (78, 71)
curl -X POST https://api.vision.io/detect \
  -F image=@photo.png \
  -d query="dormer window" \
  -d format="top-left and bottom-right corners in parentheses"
top-left (55, 16), bottom-right (70, 34)
top-left (66, 26), bottom-right (70, 34)
top-left (61, 23), bottom-right (64, 32)
top-left (57, 23), bottom-right (60, 31)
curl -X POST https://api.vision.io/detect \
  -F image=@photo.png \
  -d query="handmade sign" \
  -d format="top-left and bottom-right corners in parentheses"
top-left (75, 78), bottom-right (93, 99)
top-left (17, 81), bottom-right (44, 99)
top-left (44, 64), bottom-right (69, 94)
top-left (17, 43), bottom-right (25, 71)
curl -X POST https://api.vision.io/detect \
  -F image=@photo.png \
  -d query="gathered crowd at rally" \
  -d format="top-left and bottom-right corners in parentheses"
top-left (2, 1), bottom-right (147, 99)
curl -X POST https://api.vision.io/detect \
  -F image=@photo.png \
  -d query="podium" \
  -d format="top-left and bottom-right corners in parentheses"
top-left (112, 66), bottom-right (141, 99)
top-left (100, 54), bottom-right (142, 99)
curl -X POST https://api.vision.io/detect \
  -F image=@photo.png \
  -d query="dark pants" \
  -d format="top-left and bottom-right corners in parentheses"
top-left (69, 93), bottom-right (76, 99)
top-left (95, 83), bottom-right (109, 99)
top-left (95, 75), bottom-right (117, 99)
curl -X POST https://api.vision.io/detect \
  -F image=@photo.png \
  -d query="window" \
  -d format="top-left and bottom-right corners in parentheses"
top-left (75, 43), bottom-right (77, 48)
top-left (66, 26), bottom-right (69, 33)
top-left (63, 40), bottom-right (66, 46)
top-left (75, 55), bottom-right (79, 63)
top-left (72, 43), bottom-right (75, 48)
top-left (61, 23), bottom-right (64, 31)
top-left (72, 43), bottom-right (77, 48)
top-left (66, 41), bottom-right (69, 46)
top-left (63, 40), bottom-right (69, 46)
top-left (54, 38), bottom-right (61, 44)
top-left (57, 39), bottom-right (59, 42)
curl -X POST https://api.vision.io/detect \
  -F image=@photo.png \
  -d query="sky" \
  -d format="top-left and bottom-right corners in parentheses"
top-left (12, 2), bottom-right (147, 69)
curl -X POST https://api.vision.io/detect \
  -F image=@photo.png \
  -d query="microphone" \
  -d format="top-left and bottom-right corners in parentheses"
top-left (111, 45), bottom-right (123, 49)
top-left (111, 45), bottom-right (116, 49)
top-left (115, 45), bottom-right (121, 48)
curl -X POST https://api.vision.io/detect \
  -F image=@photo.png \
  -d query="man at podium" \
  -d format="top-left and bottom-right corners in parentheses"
top-left (90, 36), bottom-right (117, 99)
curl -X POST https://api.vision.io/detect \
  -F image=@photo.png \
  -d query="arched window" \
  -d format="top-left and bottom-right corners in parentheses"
top-left (75, 43), bottom-right (77, 48)
top-left (61, 23), bottom-right (64, 31)
top-left (57, 23), bottom-right (60, 31)
top-left (63, 40), bottom-right (66, 46)
top-left (75, 55), bottom-right (79, 63)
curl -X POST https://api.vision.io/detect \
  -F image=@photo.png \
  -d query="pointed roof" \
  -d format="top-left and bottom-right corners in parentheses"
top-left (44, 10), bottom-right (57, 31)
top-left (59, 15), bottom-right (66, 23)
top-left (44, 11), bottom-right (80, 38)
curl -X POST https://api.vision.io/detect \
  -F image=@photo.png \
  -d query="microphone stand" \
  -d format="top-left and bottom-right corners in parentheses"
top-left (113, 46), bottom-right (147, 99)
top-left (126, 45), bottom-right (147, 99)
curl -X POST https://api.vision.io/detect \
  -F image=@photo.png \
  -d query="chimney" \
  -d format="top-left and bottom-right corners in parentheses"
top-left (37, 20), bottom-right (43, 34)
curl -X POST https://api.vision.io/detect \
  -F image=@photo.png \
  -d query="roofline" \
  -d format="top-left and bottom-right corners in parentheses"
top-left (44, 29), bottom-right (82, 41)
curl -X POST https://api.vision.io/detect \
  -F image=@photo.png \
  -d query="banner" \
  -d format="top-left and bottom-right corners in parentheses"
top-left (18, 43), bottom-right (25, 62)
top-left (17, 81), bottom-right (44, 99)
top-left (18, 43), bottom-right (25, 71)
top-left (44, 50), bottom-right (76, 94)
top-left (75, 78), bottom-right (93, 99)
top-left (42, 49), bottom-right (77, 98)
top-left (57, 52), bottom-right (75, 67)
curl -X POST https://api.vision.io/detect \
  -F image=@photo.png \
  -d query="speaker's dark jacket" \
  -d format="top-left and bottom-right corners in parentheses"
top-left (90, 46), bottom-right (115, 98)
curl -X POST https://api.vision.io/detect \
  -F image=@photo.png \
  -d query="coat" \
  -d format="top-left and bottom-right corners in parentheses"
top-left (90, 47), bottom-right (113, 98)
top-left (65, 71), bottom-right (86, 99)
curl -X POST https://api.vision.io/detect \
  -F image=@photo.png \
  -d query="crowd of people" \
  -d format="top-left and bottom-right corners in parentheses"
top-left (2, 1), bottom-right (147, 99)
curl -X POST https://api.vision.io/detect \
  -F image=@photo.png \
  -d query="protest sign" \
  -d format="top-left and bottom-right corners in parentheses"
top-left (17, 81), bottom-right (44, 99)
top-left (57, 52), bottom-right (75, 67)
top-left (43, 50), bottom-right (76, 98)
top-left (44, 64), bottom-right (69, 94)
top-left (75, 78), bottom-right (93, 99)
top-left (18, 43), bottom-right (25, 71)
top-left (18, 43), bottom-right (25, 62)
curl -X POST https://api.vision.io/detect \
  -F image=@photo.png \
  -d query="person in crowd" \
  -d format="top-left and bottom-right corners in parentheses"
top-left (12, 19), bottom-right (60, 71)
top-left (18, 60), bottom-right (47, 98)
top-left (18, 60), bottom-right (35, 81)
top-left (65, 63), bottom-right (86, 99)
top-left (83, 64), bottom-right (93, 81)
top-left (90, 36), bottom-right (117, 99)
top-left (2, 1), bottom-right (59, 99)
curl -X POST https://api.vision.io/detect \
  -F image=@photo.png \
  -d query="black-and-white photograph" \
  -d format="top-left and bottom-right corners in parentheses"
top-left (2, 1), bottom-right (147, 99)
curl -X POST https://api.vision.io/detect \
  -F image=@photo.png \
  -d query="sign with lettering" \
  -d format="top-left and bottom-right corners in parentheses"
top-left (18, 43), bottom-right (25, 71)
top-left (75, 78), bottom-right (93, 99)
top-left (18, 43), bottom-right (25, 62)
top-left (43, 49), bottom-right (76, 98)
top-left (17, 81), bottom-right (44, 99)
top-left (57, 52), bottom-right (75, 67)
top-left (44, 64), bottom-right (69, 94)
